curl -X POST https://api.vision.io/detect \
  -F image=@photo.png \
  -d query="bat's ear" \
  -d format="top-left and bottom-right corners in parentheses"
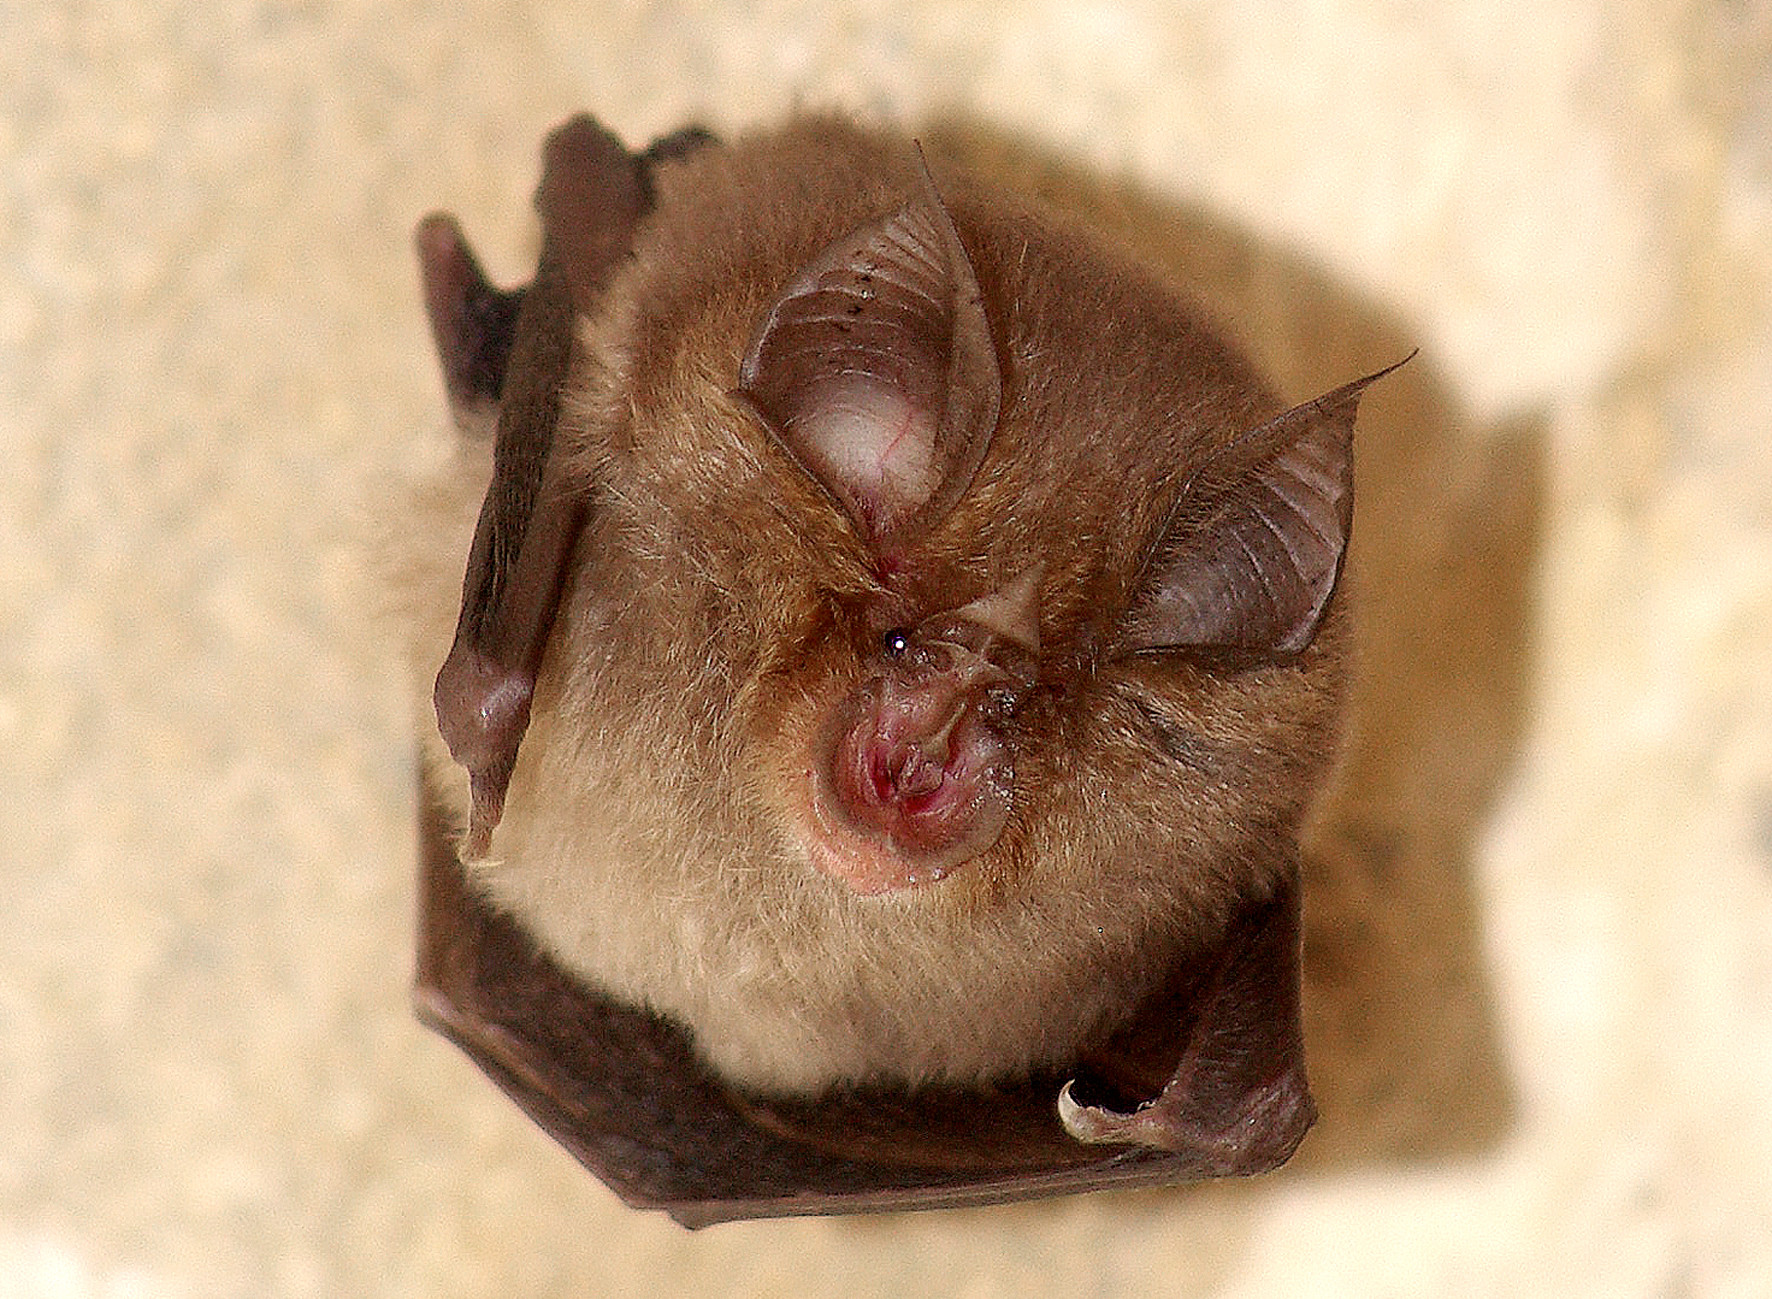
top-left (414, 213), bottom-right (525, 432)
top-left (1123, 357), bottom-right (1410, 656)
top-left (736, 153), bottom-right (1001, 548)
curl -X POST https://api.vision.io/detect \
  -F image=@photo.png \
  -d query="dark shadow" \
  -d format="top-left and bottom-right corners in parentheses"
top-left (923, 120), bottom-right (1537, 1170)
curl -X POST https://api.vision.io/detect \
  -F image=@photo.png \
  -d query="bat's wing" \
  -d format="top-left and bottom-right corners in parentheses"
top-left (427, 117), bottom-right (712, 855)
top-left (413, 768), bottom-right (1313, 1227)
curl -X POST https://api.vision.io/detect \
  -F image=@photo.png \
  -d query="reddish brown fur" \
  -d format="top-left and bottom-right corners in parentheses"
top-left (395, 117), bottom-right (1348, 1094)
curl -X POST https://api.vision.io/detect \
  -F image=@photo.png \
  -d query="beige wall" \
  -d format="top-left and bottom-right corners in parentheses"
top-left (5, 2), bottom-right (1770, 1294)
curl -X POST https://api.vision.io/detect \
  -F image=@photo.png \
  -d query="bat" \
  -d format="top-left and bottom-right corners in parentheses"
top-left (390, 113), bottom-right (1403, 1221)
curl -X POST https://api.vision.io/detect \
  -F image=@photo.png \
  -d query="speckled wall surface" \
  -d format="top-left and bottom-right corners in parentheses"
top-left (6, 3), bottom-right (1771, 1295)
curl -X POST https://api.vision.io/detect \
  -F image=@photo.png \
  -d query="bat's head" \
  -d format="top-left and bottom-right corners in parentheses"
top-left (718, 156), bottom-right (1381, 899)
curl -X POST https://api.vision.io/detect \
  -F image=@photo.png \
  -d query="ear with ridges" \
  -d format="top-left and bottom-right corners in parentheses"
top-left (736, 152), bottom-right (1001, 546)
top-left (1123, 357), bottom-right (1410, 656)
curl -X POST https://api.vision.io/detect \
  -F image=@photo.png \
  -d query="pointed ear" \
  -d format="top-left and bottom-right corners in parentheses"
top-left (1123, 357), bottom-right (1409, 656)
top-left (736, 154), bottom-right (1001, 546)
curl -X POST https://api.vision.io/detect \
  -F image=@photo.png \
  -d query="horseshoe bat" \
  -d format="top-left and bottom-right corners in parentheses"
top-left (391, 113), bottom-right (1402, 1224)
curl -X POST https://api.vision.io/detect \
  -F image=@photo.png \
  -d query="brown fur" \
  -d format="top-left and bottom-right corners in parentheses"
top-left (393, 117), bottom-right (1350, 1095)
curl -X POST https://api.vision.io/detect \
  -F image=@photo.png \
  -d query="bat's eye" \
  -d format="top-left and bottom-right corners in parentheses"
top-left (881, 628), bottom-right (911, 658)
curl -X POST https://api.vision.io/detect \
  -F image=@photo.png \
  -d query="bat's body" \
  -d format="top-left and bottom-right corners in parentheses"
top-left (390, 115), bottom-right (1392, 1156)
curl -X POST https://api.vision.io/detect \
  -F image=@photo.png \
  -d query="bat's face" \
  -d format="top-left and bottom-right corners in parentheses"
top-left (411, 116), bottom-right (1389, 1100)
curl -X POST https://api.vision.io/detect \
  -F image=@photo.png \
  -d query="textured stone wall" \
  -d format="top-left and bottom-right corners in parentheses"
top-left (5, 3), bottom-right (1769, 1294)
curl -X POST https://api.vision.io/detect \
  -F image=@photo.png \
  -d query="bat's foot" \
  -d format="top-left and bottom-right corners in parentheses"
top-left (1058, 871), bottom-right (1316, 1174)
top-left (1057, 1060), bottom-right (1315, 1174)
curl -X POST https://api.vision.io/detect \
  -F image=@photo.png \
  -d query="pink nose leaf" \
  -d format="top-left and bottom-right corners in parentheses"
top-left (810, 675), bottom-right (1013, 894)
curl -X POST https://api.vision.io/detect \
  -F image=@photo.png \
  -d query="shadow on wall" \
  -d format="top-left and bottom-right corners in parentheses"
top-left (928, 120), bottom-right (1536, 1171)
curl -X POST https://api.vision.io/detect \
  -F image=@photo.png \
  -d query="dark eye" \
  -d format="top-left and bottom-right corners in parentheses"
top-left (881, 628), bottom-right (911, 658)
